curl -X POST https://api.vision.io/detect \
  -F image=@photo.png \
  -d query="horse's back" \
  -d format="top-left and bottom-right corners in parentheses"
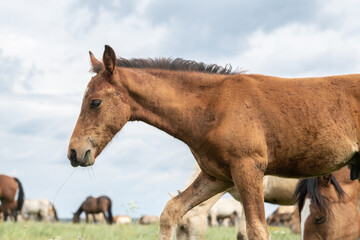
top-left (229, 74), bottom-right (360, 177)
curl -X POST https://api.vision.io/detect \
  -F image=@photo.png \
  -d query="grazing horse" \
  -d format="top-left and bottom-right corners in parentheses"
top-left (114, 215), bottom-right (132, 224)
top-left (208, 197), bottom-right (242, 227)
top-left (72, 196), bottom-right (113, 224)
top-left (294, 166), bottom-right (360, 240)
top-left (68, 45), bottom-right (360, 240)
top-left (0, 174), bottom-right (25, 221)
top-left (138, 215), bottom-right (160, 225)
top-left (21, 198), bottom-right (58, 222)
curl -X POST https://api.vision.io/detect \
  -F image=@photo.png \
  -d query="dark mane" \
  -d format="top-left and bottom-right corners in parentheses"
top-left (293, 175), bottom-right (345, 215)
top-left (113, 57), bottom-right (241, 75)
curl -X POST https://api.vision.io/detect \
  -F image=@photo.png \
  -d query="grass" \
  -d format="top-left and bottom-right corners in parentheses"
top-left (0, 221), bottom-right (300, 240)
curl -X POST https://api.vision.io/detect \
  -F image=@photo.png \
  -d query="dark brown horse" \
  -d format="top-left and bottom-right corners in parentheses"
top-left (68, 45), bottom-right (360, 239)
top-left (73, 196), bottom-right (113, 224)
top-left (294, 167), bottom-right (360, 240)
top-left (0, 174), bottom-right (25, 221)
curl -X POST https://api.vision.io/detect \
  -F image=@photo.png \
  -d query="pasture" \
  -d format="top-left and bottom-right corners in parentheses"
top-left (0, 221), bottom-right (300, 240)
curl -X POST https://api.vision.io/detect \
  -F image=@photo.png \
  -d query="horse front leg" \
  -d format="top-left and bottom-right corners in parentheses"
top-left (237, 207), bottom-right (248, 240)
top-left (231, 156), bottom-right (269, 240)
top-left (158, 170), bottom-right (232, 240)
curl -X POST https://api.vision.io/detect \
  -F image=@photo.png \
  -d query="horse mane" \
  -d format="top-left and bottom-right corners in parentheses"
top-left (293, 175), bottom-right (346, 215)
top-left (92, 57), bottom-right (242, 75)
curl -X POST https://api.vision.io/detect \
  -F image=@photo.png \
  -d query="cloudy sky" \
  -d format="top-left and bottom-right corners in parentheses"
top-left (1, 0), bottom-right (360, 220)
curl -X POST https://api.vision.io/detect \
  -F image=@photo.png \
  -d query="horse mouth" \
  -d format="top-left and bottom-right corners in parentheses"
top-left (79, 150), bottom-right (93, 167)
top-left (69, 149), bottom-right (94, 167)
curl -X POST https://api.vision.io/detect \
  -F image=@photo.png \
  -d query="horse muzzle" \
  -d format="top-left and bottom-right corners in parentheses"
top-left (67, 139), bottom-right (95, 167)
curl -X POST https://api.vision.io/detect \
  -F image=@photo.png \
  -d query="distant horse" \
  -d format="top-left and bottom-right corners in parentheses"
top-left (21, 198), bottom-right (58, 222)
top-left (114, 215), bottom-right (132, 224)
top-left (208, 198), bottom-right (242, 227)
top-left (68, 45), bottom-right (360, 239)
top-left (72, 196), bottom-right (113, 224)
top-left (138, 215), bottom-right (160, 225)
top-left (294, 167), bottom-right (360, 240)
top-left (0, 174), bottom-right (25, 221)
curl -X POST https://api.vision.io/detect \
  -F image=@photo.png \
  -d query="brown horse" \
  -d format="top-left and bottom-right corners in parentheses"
top-left (68, 45), bottom-right (360, 239)
top-left (72, 196), bottom-right (113, 224)
top-left (0, 174), bottom-right (25, 221)
top-left (294, 166), bottom-right (360, 240)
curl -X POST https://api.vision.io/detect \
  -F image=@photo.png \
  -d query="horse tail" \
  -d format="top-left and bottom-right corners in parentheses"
top-left (106, 196), bottom-right (113, 224)
top-left (14, 177), bottom-right (25, 212)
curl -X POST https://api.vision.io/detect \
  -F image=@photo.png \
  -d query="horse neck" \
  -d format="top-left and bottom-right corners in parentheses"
top-left (75, 206), bottom-right (83, 215)
top-left (119, 68), bottom-right (226, 147)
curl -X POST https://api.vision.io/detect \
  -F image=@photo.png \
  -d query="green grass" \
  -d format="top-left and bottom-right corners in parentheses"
top-left (0, 221), bottom-right (300, 240)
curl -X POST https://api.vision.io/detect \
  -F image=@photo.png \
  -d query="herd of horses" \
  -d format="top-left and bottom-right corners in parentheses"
top-left (0, 174), bottom-right (111, 224)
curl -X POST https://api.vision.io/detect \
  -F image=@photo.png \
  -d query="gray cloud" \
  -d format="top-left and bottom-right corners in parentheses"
top-left (140, 0), bottom-right (320, 58)
top-left (0, 51), bottom-right (21, 92)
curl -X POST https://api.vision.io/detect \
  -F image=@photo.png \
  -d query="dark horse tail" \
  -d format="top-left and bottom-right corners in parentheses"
top-left (13, 177), bottom-right (25, 211)
top-left (106, 196), bottom-right (113, 224)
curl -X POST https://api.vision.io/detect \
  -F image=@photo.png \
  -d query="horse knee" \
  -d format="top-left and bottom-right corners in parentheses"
top-left (160, 199), bottom-right (183, 227)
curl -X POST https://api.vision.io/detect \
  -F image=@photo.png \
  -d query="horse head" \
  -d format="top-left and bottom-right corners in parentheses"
top-left (295, 167), bottom-right (360, 240)
top-left (67, 45), bottom-right (131, 167)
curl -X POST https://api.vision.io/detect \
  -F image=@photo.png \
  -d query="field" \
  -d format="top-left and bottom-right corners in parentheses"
top-left (0, 221), bottom-right (300, 240)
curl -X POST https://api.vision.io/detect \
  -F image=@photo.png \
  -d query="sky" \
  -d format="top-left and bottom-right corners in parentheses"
top-left (1, 0), bottom-right (360, 220)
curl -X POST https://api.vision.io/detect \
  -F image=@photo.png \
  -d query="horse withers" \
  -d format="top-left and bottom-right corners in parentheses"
top-left (0, 174), bottom-right (25, 221)
top-left (73, 196), bottom-right (113, 224)
top-left (68, 45), bottom-right (360, 239)
top-left (294, 166), bottom-right (360, 240)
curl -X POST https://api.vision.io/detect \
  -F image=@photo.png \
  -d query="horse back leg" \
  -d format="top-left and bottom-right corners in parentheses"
top-left (230, 155), bottom-right (269, 240)
top-left (159, 170), bottom-right (232, 240)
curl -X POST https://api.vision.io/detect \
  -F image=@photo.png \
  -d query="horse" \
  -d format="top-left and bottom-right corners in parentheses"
top-left (138, 215), bottom-right (160, 225)
top-left (114, 215), bottom-right (132, 224)
top-left (21, 198), bottom-right (58, 222)
top-left (266, 205), bottom-right (298, 229)
top-left (174, 164), bottom-right (298, 240)
top-left (0, 174), bottom-right (25, 221)
top-left (68, 45), bottom-right (360, 240)
top-left (72, 196), bottom-right (113, 224)
top-left (208, 197), bottom-right (242, 227)
top-left (294, 166), bottom-right (360, 240)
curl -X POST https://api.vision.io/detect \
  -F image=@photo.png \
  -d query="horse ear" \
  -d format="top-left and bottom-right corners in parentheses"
top-left (89, 51), bottom-right (104, 73)
top-left (103, 45), bottom-right (116, 74)
top-left (168, 192), bottom-right (176, 198)
top-left (89, 51), bottom-right (100, 67)
top-left (177, 189), bottom-right (183, 195)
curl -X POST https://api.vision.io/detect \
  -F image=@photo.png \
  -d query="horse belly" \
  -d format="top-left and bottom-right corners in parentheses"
top-left (267, 137), bottom-right (358, 178)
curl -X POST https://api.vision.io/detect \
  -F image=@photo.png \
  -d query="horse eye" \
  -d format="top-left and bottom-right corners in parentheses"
top-left (90, 99), bottom-right (102, 108)
top-left (313, 216), bottom-right (326, 224)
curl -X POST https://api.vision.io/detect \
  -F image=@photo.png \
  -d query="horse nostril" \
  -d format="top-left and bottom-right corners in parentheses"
top-left (84, 150), bottom-right (91, 159)
top-left (70, 149), bottom-right (77, 162)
